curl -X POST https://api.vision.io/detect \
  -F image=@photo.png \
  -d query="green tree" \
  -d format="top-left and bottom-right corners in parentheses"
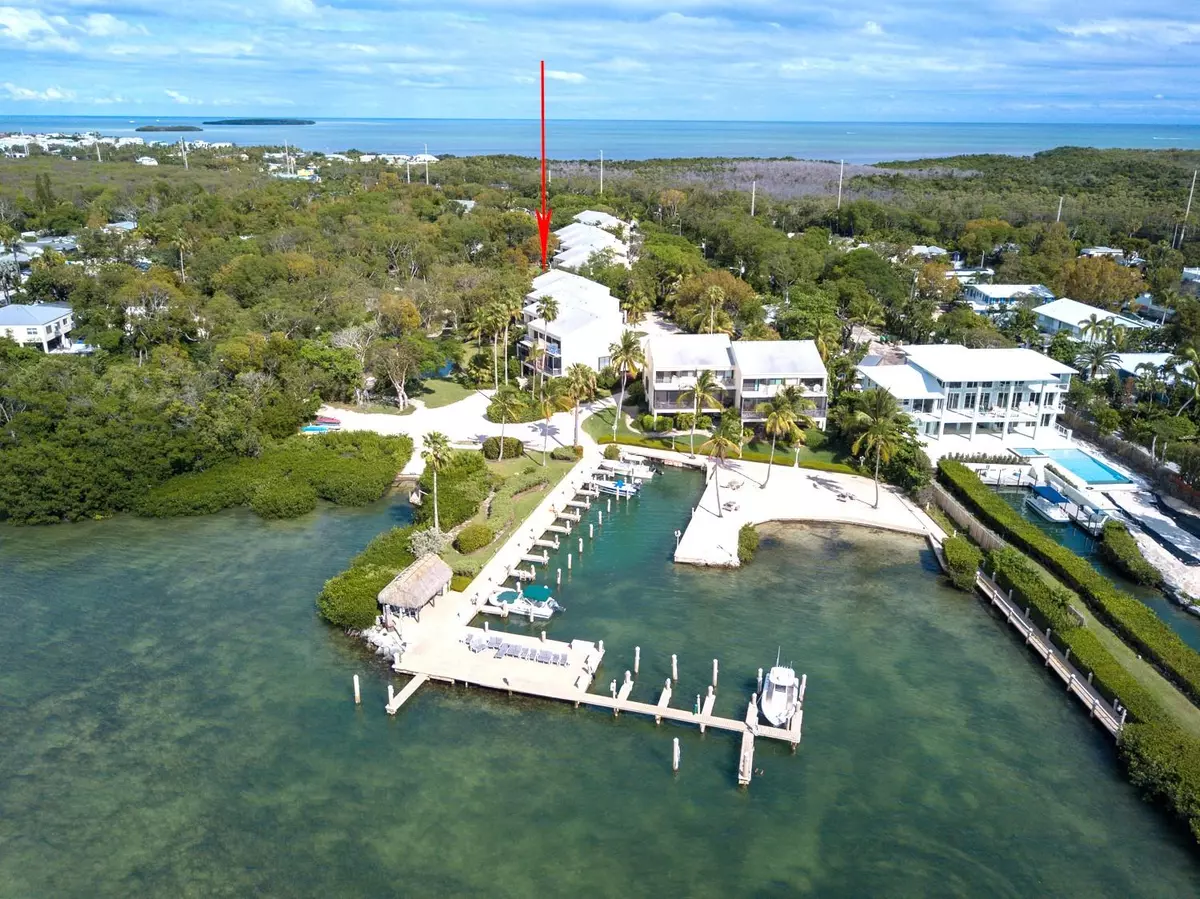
top-left (1074, 344), bottom-right (1119, 381)
top-left (680, 369), bottom-right (723, 454)
top-left (848, 388), bottom-right (911, 509)
top-left (608, 330), bottom-right (645, 442)
top-left (490, 386), bottom-right (524, 462)
top-left (758, 395), bottom-right (800, 486)
top-left (563, 363), bottom-right (597, 447)
top-left (421, 431), bottom-right (451, 532)
top-left (699, 412), bottom-right (744, 518)
top-left (537, 384), bottom-right (571, 465)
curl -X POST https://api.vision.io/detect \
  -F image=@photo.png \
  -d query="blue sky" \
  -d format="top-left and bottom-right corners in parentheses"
top-left (1, 1), bottom-right (1198, 121)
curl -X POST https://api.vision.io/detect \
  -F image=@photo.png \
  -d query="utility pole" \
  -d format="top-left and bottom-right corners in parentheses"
top-left (405, 160), bottom-right (411, 183)
top-left (837, 159), bottom-right (844, 210)
top-left (95, 142), bottom-right (101, 163)
top-left (600, 150), bottom-right (604, 194)
top-left (1056, 195), bottom-right (1063, 223)
top-left (750, 180), bottom-right (756, 217)
top-left (180, 138), bottom-right (189, 170)
top-left (1180, 169), bottom-right (1198, 248)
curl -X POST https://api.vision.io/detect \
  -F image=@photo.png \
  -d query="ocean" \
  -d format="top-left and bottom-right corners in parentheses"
top-left (3, 116), bottom-right (1200, 163)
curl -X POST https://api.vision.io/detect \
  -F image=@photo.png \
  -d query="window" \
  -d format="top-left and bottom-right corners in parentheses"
top-left (980, 393), bottom-right (991, 409)
top-left (597, 356), bottom-right (611, 369)
top-left (947, 381), bottom-right (961, 388)
top-left (965, 381), bottom-right (978, 388)
top-left (980, 381), bottom-right (993, 388)
top-left (963, 394), bottom-right (977, 410)
top-left (25, 328), bottom-right (38, 336)
top-left (948, 394), bottom-right (960, 410)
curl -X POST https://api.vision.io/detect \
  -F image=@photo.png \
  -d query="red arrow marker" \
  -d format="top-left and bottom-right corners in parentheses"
top-left (535, 59), bottom-right (552, 270)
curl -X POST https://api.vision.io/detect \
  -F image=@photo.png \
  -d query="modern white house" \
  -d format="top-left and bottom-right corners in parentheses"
top-left (731, 340), bottom-right (828, 427)
top-left (1032, 298), bottom-right (1152, 341)
top-left (0, 303), bottom-right (74, 351)
top-left (945, 266), bottom-right (994, 285)
top-left (519, 270), bottom-right (623, 377)
top-left (1080, 246), bottom-right (1125, 260)
top-left (857, 344), bottom-right (1076, 455)
top-left (553, 210), bottom-right (632, 270)
top-left (962, 283), bottom-right (1055, 313)
top-left (644, 334), bottom-right (827, 427)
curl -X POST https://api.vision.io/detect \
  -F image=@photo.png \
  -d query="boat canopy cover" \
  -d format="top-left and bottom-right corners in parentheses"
top-left (524, 584), bottom-right (553, 601)
top-left (1033, 484), bottom-right (1068, 504)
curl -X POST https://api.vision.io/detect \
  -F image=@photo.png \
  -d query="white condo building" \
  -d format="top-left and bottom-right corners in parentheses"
top-left (857, 344), bottom-right (1075, 456)
top-left (1032, 298), bottom-right (1152, 342)
top-left (553, 210), bottom-right (633, 269)
top-left (519, 270), bottom-right (624, 377)
top-left (644, 334), bottom-right (827, 427)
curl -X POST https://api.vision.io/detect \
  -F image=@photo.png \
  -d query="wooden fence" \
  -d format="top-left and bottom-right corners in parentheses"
top-left (927, 481), bottom-right (1009, 553)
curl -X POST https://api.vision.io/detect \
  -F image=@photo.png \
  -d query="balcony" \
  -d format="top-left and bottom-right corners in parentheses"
top-left (742, 398), bottom-right (827, 418)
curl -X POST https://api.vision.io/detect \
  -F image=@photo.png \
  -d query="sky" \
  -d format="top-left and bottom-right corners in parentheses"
top-left (1, 1), bottom-right (1198, 121)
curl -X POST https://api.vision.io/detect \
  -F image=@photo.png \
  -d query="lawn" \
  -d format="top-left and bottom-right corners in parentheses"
top-left (583, 407), bottom-right (854, 472)
top-left (415, 378), bottom-right (478, 408)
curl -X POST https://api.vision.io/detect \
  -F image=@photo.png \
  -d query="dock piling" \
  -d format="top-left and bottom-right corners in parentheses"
top-left (634, 645), bottom-right (641, 674)
top-left (610, 679), bottom-right (617, 698)
top-left (598, 510), bottom-right (603, 524)
top-left (756, 667), bottom-right (763, 693)
top-left (712, 659), bottom-right (719, 688)
top-left (672, 737), bottom-right (681, 772)
top-left (393, 652), bottom-right (401, 671)
top-left (568, 553), bottom-right (573, 570)
top-left (387, 683), bottom-right (395, 706)
top-left (671, 654), bottom-right (678, 681)
top-left (578, 537), bottom-right (583, 554)
top-left (353, 674), bottom-right (361, 705)
top-left (589, 523), bottom-right (594, 539)
top-left (607, 499), bottom-right (612, 512)
top-left (540, 630), bottom-right (547, 643)
top-left (624, 669), bottom-right (632, 687)
top-left (599, 640), bottom-right (605, 653)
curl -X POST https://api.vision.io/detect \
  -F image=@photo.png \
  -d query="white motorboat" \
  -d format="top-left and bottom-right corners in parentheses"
top-left (1025, 487), bottom-right (1070, 523)
top-left (483, 585), bottom-right (563, 620)
top-left (760, 652), bottom-right (800, 727)
top-left (592, 474), bottom-right (640, 498)
top-left (599, 458), bottom-right (656, 481)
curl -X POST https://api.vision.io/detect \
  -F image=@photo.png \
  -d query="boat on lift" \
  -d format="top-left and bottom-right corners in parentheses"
top-left (599, 457), bottom-right (656, 481)
top-left (483, 584), bottom-right (563, 620)
top-left (1025, 484), bottom-right (1070, 523)
top-left (759, 650), bottom-right (800, 727)
top-left (592, 473), bottom-right (640, 498)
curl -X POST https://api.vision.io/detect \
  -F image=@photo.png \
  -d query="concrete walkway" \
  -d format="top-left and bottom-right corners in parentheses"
top-left (619, 448), bottom-right (938, 567)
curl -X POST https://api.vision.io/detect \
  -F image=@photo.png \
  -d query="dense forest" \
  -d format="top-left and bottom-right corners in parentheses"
top-left (3, 144), bottom-right (1200, 524)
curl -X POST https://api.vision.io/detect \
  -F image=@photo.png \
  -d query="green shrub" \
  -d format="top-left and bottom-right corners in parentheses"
top-left (604, 444), bottom-right (622, 460)
top-left (1100, 521), bottom-right (1163, 587)
top-left (696, 414), bottom-right (713, 431)
top-left (638, 414), bottom-right (673, 432)
top-left (455, 522), bottom-right (494, 554)
top-left (485, 393), bottom-right (538, 423)
top-left (416, 450), bottom-right (489, 529)
top-left (316, 524), bottom-right (417, 630)
top-left (250, 480), bottom-right (318, 519)
top-left (938, 460), bottom-right (1200, 705)
top-left (482, 436), bottom-right (526, 460)
top-left (675, 411), bottom-right (695, 431)
top-left (550, 446), bottom-right (577, 461)
top-left (450, 574), bottom-right (473, 592)
top-left (941, 535), bottom-right (982, 591)
top-left (737, 523), bottom-right (760, 564)
top-left (800, 426), bottom-right (826, 452)
top-left (626, 378), bottom-right (645, 406)
top-left (637, 413), bottom-right (656, 431)
top-left (487, 470), bottom-right (550, 529)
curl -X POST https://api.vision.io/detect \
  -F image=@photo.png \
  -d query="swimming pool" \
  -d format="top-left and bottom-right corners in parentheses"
top-left (1041, 448), bottom-right (1132, 485)
top-left (1010, 447), bottom-right (1046, 458)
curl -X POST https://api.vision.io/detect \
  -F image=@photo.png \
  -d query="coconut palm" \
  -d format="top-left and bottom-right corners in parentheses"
top-left (680, 369), bottom-right (723, 455)
top-left (483, 301), bottom-right (508, 390)
top-left (1176, 364), bottom-right (1200, 417)
top-left (620, 288), bottom-right (653, 325)
top-left (699, 413), bottom-right (744, 518)
top-left (421, 431), bottom-right (451, 532)
top-left (689, 286), bottom-right (734, 334)
top-left (527, 342), bottom-right (546, 398)
top-left (172, 228), bottom-right (193, 283)
top-left (758, 396), bottom-right (800, 486)
top-left (490, 386), bottom-right (524, 462)
top-left (563, 363), bottom-right (597, 447)
top-left (499, 287), bottom-right (523, 387)
top-left (1080, 313), bottom-right (1108, 344)
top-left (1134, 362), bottom-right (1163, 411)
top-left (1074, 344), bottom-right (1119, 381)
top-left (537, 384), bottom-right (572, 465)
top-left (535, 294), bottom-right (559, 328)
top-left (608, 329), bottom-right (645, 442)
top-left (848, 388), bottom-right (910, 509)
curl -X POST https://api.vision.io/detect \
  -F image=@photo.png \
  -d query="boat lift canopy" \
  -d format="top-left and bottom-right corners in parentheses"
top-left (1033, 484), bottom-right (1069, 505)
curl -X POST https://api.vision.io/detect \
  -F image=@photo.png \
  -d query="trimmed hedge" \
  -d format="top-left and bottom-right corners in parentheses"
top-left (941, 535), bottom-right (982, 591)
top-left (487, 470), bottom-right (551, 530)
top-left (939, 460), bottom-right (1200, 706)
top-left (986, 546), bottom-right (1200, 843)
top-left (1100, 521), bottom-right (1163, 587)
top-left (738, 524), bottom-right (760, 564)
top-left (454, 522), bottom-right (494, 554)
top-left (139, 432), bottom-right (413, 521)
top-left (482, 436), bottom-right (525, 460)
top-left (637, 414), bottom-right (675, 432)
top-left (550, 445), bottom-right (579, 461)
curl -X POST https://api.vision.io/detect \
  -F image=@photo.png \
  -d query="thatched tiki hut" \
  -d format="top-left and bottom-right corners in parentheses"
top-left (378, 554), bottom-right (453, 621)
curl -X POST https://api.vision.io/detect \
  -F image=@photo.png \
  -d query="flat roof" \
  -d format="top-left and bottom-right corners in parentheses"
top-left (0, 303), bottom-right (71, 326)
top-left (649, 334), bottom-right (733, 370)
top-left (857, 362), bottom-right (944, 399)
top-left (1033, 298), bottom-right (1150, 330)
top-left (902, 344), bottom-right (1076, 382)
top-left (574, 210), bottom-right (623, 229)
top-left (529, 306), bottom-right (621, 339)
top-left (731, 340), bottom-right (824, 376)
top-left (967, 283), bottom-right (1054, 300)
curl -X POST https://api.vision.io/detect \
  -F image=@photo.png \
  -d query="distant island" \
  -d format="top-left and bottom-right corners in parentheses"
top-left (136, 125), bottom-right (204, 132)
top-left (202, 118), bottom-right (316, 126)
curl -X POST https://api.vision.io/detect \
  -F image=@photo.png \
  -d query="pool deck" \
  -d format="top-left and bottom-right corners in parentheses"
top-left (614, 448), bottom-right (939, 567)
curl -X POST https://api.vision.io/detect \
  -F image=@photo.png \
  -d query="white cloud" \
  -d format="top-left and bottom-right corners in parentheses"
top-left (546, 70), bottom-right (586, 83)
top-left (0, 6), bottom-right (79, 51)
top-left (863, 21), bottom-right (884, 36)
top-left (598, 57), bottom-right (648, 73)
top-left (165, 89), bottom-right (202, 105)
top-left (2, 82), bottom-right (75, 101)
top-left (79, 13), bottom-right (147, 37)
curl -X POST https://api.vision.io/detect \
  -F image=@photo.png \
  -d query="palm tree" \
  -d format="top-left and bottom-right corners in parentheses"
top-left (1134, 362), bottom-right (1163, 411)
top-left (688, 287), bottom-right (734, 334)
top-left (620, 288), bottom-right (653, 326)
top-left (757, 391), bottom-right (814, 485)
top-left (527, 342), bottom-right (546, 398)
top-left (1080, 313), bottom-right (1107, 344)
top-left (849, 388), bottom-right (909, 509)
top-left (499, 287), bottom-right (523, 387)
top-left (699, 413), bottom-right (744, 518)
top-left (537, 384), bottom-right (571, 465)
top-left (1176, 363), bottom-right (1200, 417)
top-left (533, 294), bottom-right (559, 398)
top-left (490, 387), bottom-right (524, 462)
top-left (1075, 344), bottom-right (1119, 381)
top-left (421, 431), bottom-right (451, 532)
top-left (483, 302), bottom-right (507, 390)
top-left (563, 363), bottom-right (597, 447)
top-left (679, 369), bottom-right (723, 455)
top-left (172, 228), bottom-right (193, 283)
top-left (608, 330), bottom-right (645, 442)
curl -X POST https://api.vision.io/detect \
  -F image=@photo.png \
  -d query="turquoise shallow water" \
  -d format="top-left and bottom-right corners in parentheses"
top-left (1, 470), bottom-right (1197, 897)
